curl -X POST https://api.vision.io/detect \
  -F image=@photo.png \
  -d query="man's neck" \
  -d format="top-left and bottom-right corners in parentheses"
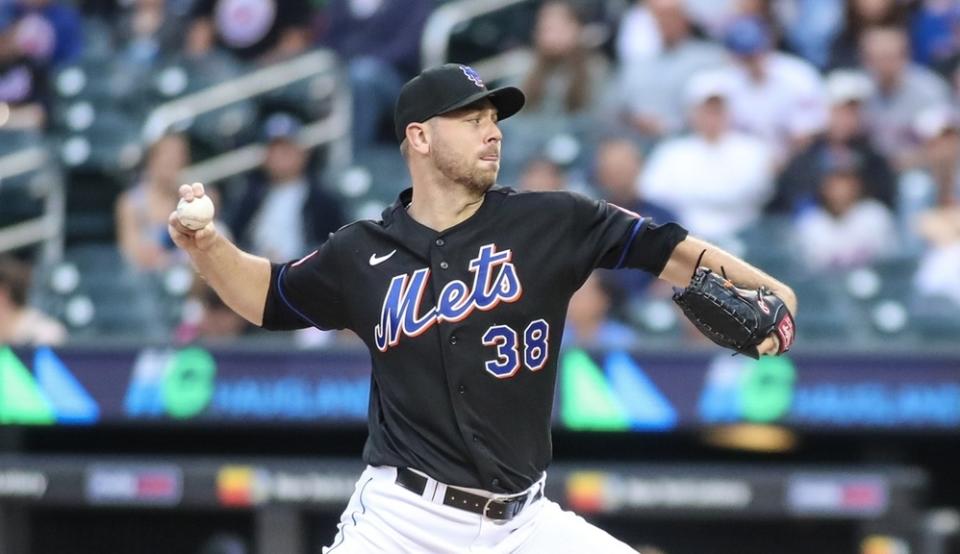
top-left (407, 180), bottom-right (487, 232)
top-left (269, 175), bottom-right (306, 188)
top-left (877, 74), bottom-right (902, 96)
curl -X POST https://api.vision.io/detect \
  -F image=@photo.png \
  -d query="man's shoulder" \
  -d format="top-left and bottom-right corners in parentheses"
top-left (725, 130), bottom-right (770, 152)
top-left (769, 52), bottom-right (822, 82)
top-left (654, 134), bottom-right (703, 156)
top-left (324, 218), bottom-right (384, 245)
top-left (496, 187), bottom-right (592, 210)
top-left (905, 64), bottom-right (950, 98)
top-left (679, 38), bottom-right (728, 60)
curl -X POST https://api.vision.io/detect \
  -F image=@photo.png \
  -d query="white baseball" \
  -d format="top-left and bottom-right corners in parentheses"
top-left (176, 194), bottom-right (215, 230)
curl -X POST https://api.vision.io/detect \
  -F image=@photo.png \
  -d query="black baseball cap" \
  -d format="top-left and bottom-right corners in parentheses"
top-left (394, 63), bottom-right (525, 142)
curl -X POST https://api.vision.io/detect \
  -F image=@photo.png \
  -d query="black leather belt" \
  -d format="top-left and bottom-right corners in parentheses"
top-left (395, 467), bottom-right (542, 521)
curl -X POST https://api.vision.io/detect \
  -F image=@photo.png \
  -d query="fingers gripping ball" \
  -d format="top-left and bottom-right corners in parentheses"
top-left (177, 195), bottom-right (215, 230)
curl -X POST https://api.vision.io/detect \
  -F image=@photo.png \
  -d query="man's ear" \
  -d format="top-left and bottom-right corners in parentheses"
top-left (407, 122), bottom-right (431, 155)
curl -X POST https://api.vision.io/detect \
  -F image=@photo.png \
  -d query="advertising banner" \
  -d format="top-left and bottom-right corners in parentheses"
top-left (1, 346), bottom-right (957, 432)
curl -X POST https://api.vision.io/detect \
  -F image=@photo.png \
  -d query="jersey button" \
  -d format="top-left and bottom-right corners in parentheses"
top-left (435, 238), bottom-right (445, 247)
top-left (491, 478), bottom-right (500, 488)
top-left (440, 261), bottom-right (449, 270)
top-left (473, 434), bottom-right (480, 442)
top-left (449, 335), bottom-right (458, 345)
top-left (458, 385), bottom-right (465, 394)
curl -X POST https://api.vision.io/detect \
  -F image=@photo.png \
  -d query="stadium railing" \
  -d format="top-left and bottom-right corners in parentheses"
top-left (143, 49), bottom-right (352, 186)
top-left (0, 146), bottom-right (65, 262)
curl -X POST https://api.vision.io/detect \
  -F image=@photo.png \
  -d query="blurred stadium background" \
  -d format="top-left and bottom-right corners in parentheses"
top-left (0, 0), bottom-right (959, 552)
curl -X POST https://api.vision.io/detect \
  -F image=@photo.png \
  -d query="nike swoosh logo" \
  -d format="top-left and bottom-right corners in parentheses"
top-left (369, 250), bottom-right (397, 266)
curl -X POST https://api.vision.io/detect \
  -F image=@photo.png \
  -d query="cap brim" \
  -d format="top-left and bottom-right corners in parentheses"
top-left (437, 86), bottom-right (526, 122)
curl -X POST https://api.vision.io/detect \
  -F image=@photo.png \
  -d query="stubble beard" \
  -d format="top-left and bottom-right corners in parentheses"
top-left (431, 141), bottom-right (497, 195)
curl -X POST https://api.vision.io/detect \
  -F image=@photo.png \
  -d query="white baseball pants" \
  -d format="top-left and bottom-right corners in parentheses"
top-left (322, 465), bottom-right (638, 553)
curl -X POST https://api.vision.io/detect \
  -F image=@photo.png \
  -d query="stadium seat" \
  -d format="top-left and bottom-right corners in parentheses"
top-left (31, 245), bottom-right (171, 340)
top-left (789, 277), bottom-right (855, 342)
top-left (350, 145), bottom-right (410, 205)
top-left (0, 169), bottom-right (57, 227)
top-left (909, 294), bottom-right (960, 341)
top-left (58, 111), bottom-right (142, 175)
top-left (62, 171), bottom-right (125, 245)
top-left (738, 216), bottom-right (801, 280)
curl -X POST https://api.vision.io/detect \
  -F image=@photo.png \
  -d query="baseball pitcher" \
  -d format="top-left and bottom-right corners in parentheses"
top-left (169, 64), bottom-right (797, 553)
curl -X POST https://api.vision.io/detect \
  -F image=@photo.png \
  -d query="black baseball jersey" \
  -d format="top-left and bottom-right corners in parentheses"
top-left (262, 186), bottom-right (687, 493)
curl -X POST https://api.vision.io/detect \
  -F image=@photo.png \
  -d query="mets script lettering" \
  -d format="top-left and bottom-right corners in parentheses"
top-left (375, 244), bottom-right (522, 351)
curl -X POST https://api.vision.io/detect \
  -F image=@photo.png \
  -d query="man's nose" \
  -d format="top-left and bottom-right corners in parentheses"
top-left (486, 123), bottom-right (502, 143)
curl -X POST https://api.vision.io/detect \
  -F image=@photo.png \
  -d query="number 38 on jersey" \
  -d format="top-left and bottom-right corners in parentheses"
top-left (373, 244), bottom-right (550, 379)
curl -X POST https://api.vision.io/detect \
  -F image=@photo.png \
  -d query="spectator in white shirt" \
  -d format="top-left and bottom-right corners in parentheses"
top-left (859, 25), bottom-right (951, 170)
top-left (714, 16), bottom-right (828, 163)
top-left (607, 0), bottom-right (728, 142)
top-left (641, 70), bottom-right (775, 246)
top-left (898, 105), bottom-right (960, 252)
top-left (795, 150), bottom-right (898, 271)
top-left (614, 0), bottom-right (662, 66)
top-left (910, 107), bottom-right (960, 307)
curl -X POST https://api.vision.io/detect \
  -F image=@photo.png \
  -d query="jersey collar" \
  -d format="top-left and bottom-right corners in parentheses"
top-left (382, 186), bottom-right (510, 254)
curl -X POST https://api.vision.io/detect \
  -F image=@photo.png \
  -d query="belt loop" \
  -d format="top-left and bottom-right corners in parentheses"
top-left (423, 477), bottom-right (435, 500)
top-left (483, 496), bottom-right (509, 524)
top-left (432, 481), bottom-right (446, 502)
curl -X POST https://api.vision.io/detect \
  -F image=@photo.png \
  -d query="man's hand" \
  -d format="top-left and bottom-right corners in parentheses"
top-left (672, 268), bottom-right (796, 359)
top-left (168, 183), bottom-right (218, 252)
top-left (661, 236), bottom-right (798, 357)
top-left (756, 335), bottom-right (780, 356)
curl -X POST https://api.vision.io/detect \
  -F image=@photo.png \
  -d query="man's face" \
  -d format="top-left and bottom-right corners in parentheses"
top-left (692, 97), bottom-right (729, 138)
top-left (147, 135), bottom-right (189, 185)
top-left (596, 140), bottom-right (641, 201)
top-left (0, 28), bottom-right (19, 62)
top-left (648, 0), bottom-right (689, 44)
top-left (861, 29), bottom-right (908, 84)
top-left (265, 139), bottom-right (307, 183)
top-left (827, 102), bottom-right (863, 142)
top-left (926, 129), bottom-right (960, 166)
top-left (520, 159), bottom-right (564, 192)
top-left (820, 172), bottom-right (863, 216)
top-left (428, 100), bottom-right (502, 193)
top-left (534, 2), bottom-right (581, 58)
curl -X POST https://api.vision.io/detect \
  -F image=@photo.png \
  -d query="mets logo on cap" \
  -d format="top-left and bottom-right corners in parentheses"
top-left (460, 65), bottom-right (484, 88)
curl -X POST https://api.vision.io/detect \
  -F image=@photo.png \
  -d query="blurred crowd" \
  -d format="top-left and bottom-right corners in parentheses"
top-left (1, 0), bottom-right (959, 348)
